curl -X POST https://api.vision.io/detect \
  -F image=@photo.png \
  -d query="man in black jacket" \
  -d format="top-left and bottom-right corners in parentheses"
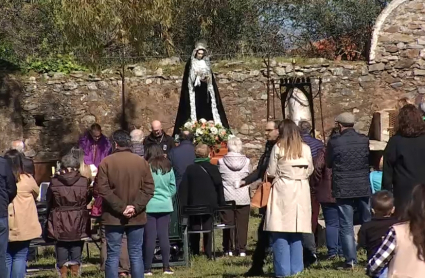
top-left (326, 112), bottom-right (371, 269)
top-left (143, 120), bottom-right (175, 155)
top-left (243, 120), bottom-right (280, 277)
top-left (0, 156), bottom-right (17, 274)
top-left (168, 131), bottom-right (196, 187)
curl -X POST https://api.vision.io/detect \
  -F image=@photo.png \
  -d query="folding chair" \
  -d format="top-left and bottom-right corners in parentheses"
top-left (181, 205), bottom-right (215, 260)
top-left (214, 201), bottom-right (236, 254)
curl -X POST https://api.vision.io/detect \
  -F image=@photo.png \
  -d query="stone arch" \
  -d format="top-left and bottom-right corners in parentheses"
top-left (369, 0), bottom-right (410, 63)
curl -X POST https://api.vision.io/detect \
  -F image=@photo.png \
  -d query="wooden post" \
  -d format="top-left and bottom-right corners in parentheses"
top-left (266, 53), bottom-right (271, 120)
top-left (318, 78), bottom-right (326, 142)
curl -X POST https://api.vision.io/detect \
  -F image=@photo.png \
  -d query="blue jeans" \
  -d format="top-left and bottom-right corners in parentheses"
top-left (271, 232), bottom-right (303, 277)
top-left (105, 225), bottom-right (144, 278)
top-left (0, 217), bottom-right (8, 276)
top-left (321, 203), bottom-right (342, 257)
top-left (378, 267), bottom-right (388, 278)
top-left (6, 240), bottom-right (30, 278)
top-left (337, 197), bottom-right (371, 265)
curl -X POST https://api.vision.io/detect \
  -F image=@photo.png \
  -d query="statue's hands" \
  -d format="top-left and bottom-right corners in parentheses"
top-left (200, 74), bottom-right (209, 83)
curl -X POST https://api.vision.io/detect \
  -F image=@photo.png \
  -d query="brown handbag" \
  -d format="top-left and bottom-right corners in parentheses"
top-left (251, 173), bottom-right (272, 208)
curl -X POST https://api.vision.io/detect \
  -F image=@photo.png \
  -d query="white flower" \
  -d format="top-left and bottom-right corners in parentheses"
top-left (199, 118), bottom-right (207, 124)
top-left (195, 128), bottom-right (204, 135)
top-left (207, 120), bottom-right (215, 125)
top-left (228, 134), bottom-right (236, 139)
top-left (184, 122), bottom-right (193, 129)
top-left (210, 127), bottom-right (218, 135)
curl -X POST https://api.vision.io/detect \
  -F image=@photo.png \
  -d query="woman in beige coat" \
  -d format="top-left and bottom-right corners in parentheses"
top-left (265, 119), bottom-right (313, 278)
top-left (5, 150), bottom-right (41, 278)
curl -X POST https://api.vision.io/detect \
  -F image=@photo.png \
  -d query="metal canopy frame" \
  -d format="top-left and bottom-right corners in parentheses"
top-left (279, 77), bottom-right (316, 135)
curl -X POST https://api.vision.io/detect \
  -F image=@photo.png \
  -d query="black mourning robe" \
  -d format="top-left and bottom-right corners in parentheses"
top-left (172, 59), bottom-right (230, 136)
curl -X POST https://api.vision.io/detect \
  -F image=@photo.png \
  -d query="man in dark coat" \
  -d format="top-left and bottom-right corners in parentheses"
top-left (168, 131), bottom-right (196, 187)
top-left (130, 129), bottom-right (145, 157)
top-left (97, 130), bottom-right (155, 278)
top-left (143, 120), bottom-right (174, 155)
top-left (326, 112), bottom-right (371, 269)
top-left (0, 156), bottom-right (17, 274)
top-left (243, 120), bottom-right (280, 277)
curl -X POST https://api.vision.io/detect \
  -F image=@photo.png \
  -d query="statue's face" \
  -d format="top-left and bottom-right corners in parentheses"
top-left (196, 50), bottom-right (205, 60)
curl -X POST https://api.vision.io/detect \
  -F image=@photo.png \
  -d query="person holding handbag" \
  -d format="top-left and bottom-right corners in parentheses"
top-left (243, 120), bottom-right (280, 277)
top-left (178, 143), bottom-right (225, 259)
top-left (265, 119), bottom-right (314, 277)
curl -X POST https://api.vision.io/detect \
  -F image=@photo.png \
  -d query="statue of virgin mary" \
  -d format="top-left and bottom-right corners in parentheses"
top-left (172, 41), bottom-right (230, 136)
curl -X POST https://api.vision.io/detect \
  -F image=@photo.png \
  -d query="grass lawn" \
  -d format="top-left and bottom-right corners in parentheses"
top-left (28, 215), bottom-right (369, 278)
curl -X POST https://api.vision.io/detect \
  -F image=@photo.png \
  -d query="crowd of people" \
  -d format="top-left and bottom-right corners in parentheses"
top-left (2, 103), bottom-right (425, 278)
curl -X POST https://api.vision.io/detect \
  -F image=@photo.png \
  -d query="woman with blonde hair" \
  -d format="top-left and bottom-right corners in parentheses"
top-left (265, 119), bottom-right (314, 277)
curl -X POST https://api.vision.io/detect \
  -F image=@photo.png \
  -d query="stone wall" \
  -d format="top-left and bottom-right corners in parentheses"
top-left (2, 0), bottom-right (425, 164)
top-left (369, 0), bottom-right (425, 104)
top-left (0, 59), bottom-right (386, 164)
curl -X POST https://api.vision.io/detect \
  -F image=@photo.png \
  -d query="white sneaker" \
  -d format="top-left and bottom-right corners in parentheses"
top-left (225, 251), bottom-right (233, 257)
top-left (239, 252), bottom-right (246, 257)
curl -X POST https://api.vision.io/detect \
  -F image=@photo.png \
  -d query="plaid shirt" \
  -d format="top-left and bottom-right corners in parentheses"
top-left (367, 227), bottom-right (396, 277)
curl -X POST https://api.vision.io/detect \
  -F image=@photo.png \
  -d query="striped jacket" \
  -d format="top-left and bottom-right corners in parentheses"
top-left (301, 133), bottom-right (324, 160)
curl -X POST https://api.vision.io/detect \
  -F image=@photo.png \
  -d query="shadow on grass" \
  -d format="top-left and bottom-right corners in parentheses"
top-left (222, 273), bottom-right (274, 278)
top-left (84, 256), bottom-right (101, 266)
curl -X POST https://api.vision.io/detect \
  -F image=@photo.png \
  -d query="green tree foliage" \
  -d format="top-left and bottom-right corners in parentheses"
top-left (59, 0), bottom-right (175, 58)
top-left (280, 0), bottom-right (387, 59)
top-left (0, 0), bottom-right (388, 72)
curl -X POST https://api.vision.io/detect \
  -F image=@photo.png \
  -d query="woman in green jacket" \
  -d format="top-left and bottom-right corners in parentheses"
top-left (143, 144), bottom-right (176, 276)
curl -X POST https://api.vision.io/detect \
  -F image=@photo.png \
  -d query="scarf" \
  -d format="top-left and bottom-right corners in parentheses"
top-left (195, 157), bottom-right (210, 163)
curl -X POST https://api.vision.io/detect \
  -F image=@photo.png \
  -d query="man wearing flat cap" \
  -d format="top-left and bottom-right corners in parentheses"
top-left (326, 112), bottom-right (371, 269)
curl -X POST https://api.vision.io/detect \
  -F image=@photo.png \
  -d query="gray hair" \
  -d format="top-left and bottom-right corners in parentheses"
top-left (61, 154), bottom-right (80, 169)
top-left (130, 129), bottom-right (144, 142)
top-left (227, 137), bottom-right (243, 153)
top-left (298, 121), bottom-right (312, 134)
top-left (11, 140), bottom-right (25, 153)
top-left (195, 144), bottom-right (210, 158)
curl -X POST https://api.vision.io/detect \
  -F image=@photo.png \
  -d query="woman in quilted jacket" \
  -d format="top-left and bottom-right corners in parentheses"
top-left (218, 136), bottom-right (251, 257)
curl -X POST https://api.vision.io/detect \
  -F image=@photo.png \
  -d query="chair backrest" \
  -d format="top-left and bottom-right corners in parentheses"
top-left (169, 195), bottom-right (182, 240)
top-left (37, 182), bottom-right (50, 202)
top-left (182, 205), bottom-right (213, 216)
top-left (215, 200), bottom-right (236, 212)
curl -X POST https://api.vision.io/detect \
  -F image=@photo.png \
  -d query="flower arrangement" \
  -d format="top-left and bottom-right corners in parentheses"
top-left (178, 118), bottom-right (231, 147)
